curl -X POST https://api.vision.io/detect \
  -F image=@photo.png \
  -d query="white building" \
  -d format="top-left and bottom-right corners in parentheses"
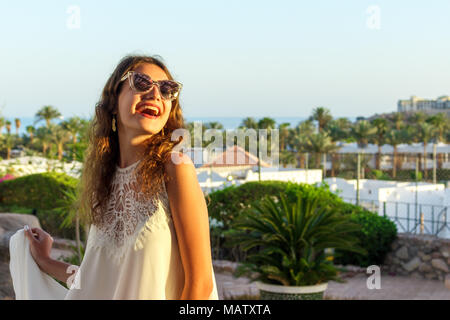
top-left (0, 156), bottom-right (83, 179)
top-left (398, 95), bottom-right (450, 112)
top-left (324, 177), bottom-right (450, 239)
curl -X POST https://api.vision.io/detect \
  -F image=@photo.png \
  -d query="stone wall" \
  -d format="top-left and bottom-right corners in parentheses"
top-left (383, 233), bottom-right (450, 282)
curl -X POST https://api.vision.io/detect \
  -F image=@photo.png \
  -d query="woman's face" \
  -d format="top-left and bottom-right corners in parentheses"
top-left (116, 63), bottom-right (172, 136)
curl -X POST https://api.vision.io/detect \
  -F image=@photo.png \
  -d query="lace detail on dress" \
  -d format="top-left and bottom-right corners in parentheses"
top-left (87, 160), bottom-right (172, 263)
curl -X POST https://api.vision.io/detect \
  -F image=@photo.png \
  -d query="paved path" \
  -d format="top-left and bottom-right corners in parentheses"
top-left (214, 271), bottom-right (450, 300)
top-left (324, 274), bottom-right (450, 300)
top-left (2, 257), bottom-right (448, 300)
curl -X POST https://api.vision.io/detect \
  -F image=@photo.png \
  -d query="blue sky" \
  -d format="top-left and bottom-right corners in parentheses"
top-left (0, 0), bottom-right (449, 120)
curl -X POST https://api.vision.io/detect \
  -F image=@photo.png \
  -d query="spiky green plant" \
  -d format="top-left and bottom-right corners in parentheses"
top-left (228, 188), bottom-right (366, 286)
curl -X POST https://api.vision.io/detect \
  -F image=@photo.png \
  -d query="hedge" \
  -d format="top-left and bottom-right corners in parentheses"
top-left (207, 180), bottom-right (397, 267)
top-left (333, 202), bottom-right (398, 267)
top-left (0, 172), bottom-right (80, 239)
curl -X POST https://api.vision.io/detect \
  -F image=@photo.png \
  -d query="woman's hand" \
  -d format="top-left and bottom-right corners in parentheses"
top-left (24, 225), bottom-right (54, 269)
top-left (23, 225), bottom-right (77, 285)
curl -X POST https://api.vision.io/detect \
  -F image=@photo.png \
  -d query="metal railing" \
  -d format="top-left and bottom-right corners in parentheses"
top-left (342, 197), bottom-right (449, 238)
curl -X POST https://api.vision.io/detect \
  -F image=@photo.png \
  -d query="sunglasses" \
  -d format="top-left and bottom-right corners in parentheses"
top-left (120, 71), bottom-right (182, 101)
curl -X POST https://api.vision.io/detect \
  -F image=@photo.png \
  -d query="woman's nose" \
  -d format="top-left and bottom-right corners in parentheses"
top-left (142, 84), bottom-right (161, 100)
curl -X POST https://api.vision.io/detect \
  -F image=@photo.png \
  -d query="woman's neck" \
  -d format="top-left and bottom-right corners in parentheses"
top-left (117, 131), bottom-right (153, 168)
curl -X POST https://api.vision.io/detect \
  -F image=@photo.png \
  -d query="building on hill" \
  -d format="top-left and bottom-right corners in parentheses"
top-left (398, 95), bottom-right (450, 113)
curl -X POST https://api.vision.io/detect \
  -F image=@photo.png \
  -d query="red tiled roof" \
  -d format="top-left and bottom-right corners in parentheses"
top-left (201, 145), bottom-right (271, 168)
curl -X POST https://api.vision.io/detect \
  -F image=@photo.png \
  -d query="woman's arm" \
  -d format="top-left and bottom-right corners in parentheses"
top-left (164, 152), bottom-right (214, 300)
top-left (24, 226), bottom-right (78, 286)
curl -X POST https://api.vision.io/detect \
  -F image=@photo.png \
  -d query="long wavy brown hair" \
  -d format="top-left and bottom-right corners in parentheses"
top-left (76, 54), bottom-right (185, 226)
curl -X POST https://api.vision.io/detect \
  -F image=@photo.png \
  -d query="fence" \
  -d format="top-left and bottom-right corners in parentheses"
top-left (289, 152), bottom-right (450, 184)
top-left (342, 197), bottom-right (449, 238)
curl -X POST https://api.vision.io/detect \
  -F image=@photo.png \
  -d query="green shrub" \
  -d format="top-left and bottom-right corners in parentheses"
top-left (207, 180), bottom-right (343, 230)
top-left (333, 203), bottom-right (397, 267)
top-left (0, 172), bottom-right (80, 239)
top-left (207, 180), bottom-right (347, 262)
top-left (228, 189), bottom-right (366, 286)
top-left (207, 180), bottom-right (397, 267)
top-left (368, 169), bottom-right (391, 180)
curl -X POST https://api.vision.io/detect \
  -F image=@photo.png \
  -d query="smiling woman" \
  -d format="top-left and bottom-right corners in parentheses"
top-left (18, 54), bottom-right (219, 300)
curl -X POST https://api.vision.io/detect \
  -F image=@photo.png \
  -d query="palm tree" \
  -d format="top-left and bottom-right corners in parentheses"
top-left (385, 129), bottom-right (408, 178)
top-left (1, 133), bottom-right (16, 160)
top-left (185, 121), bottom-right (208, 148)
top-left (310, 107), bottom-right (332, 133)
top-left (0, 117), bottom-right (5, 136)
top-left (370, 118), bottom-right (388, 170)
top-left (256, 117), bottom-right (276, 179)
top-left (50, 124), bottom-right (72, 160)
top-left (426, 113), bottom-right (449, 168)
top-left (279, 150), bottom-right (297, 168)
top-left (342, 153), bottom-right (372, 179)
top-left (389, 112), bottom-right (404, 130)
top-left (61, 117), bottom-right (83, 160)
top-left (54, 188), bottom-right (84, 263)
top-left (304, 132), bottom-right (340, 176)
top-left (426, 112), bottom-right (449, 143)
top-left (35, 126), bottom-right (53, 156)
top-left (409, 111), bottom-right (427, 127)
top-left (14, 118), bottom-right (21, 135)
top-left (415, 122), bottom-right (436, 179)
top-left (5, 120), bottom-right (11, 134)
top-left (350, 120), bottom-right (376, 149)
top-left (26, 125), bottom-right (36, 144)
top-left (326, 118), bottom-right (351, 176)
top-left (325, 119), bottom-right (350, 176)
top-left (205, 121), bottom-right (224, 130)
top-left (326, 118), bottom-right (350, 142)
top-left (229, 189), bottom-right (365, 287)
top-left (34, 105), bottom-right (62, 128)
top-left (289, 120), bottom-right (315, 168)
top-left (278, 122), bottom-right (290, 152)
top-left (258, 117), bottom-right (276, 130)
top-left (240, 117), bottom-right (258, 130)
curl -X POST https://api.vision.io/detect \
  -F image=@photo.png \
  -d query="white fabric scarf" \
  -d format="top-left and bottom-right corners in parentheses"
top-left (9, 228), bottom-right (68, 300)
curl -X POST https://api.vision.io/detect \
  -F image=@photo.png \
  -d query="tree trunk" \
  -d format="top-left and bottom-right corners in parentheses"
top-left (73, 136), bottom-right (77, 161)
top-left (423, 144), bottom-right (428, 179)
top-left (298, 152), bottom-right (305, 168)
top-left (376, 145), bottom-right (381, 170)
top-left (437, 153), bottom-right (443, 169)
top-left (315, 153), bottom-right (321, 169)
top-left (331, 153), bottom-right (337, 177)
top-left (58, 143), bottom-right (63, 160)
top-left (392, 147), bottom-right (397, 178)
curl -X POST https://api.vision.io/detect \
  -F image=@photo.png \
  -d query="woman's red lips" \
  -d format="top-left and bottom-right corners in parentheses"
top-left (136, 110), bottom-right (159, 119)
top-left (136, 102), bottom-right (161, 115)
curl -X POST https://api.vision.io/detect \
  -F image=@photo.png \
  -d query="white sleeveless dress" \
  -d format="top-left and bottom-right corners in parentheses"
top-left (64, 159), bottom-right (219, 300)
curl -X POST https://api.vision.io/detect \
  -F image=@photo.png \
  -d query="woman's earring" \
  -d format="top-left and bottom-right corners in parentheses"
top-left (161, 127), bottom-right (165, 136)
top-left (112, 115), bottom-right (116, 132)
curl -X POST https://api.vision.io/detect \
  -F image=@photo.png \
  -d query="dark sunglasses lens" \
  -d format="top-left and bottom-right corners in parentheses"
top-left (159, 81), bottom-right (180, 100)
top-left (133, 73), bottom-right (152, 92)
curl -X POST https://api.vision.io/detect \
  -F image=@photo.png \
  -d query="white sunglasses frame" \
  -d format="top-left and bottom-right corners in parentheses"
top-left (120, 71), bottom-right (182, 101)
